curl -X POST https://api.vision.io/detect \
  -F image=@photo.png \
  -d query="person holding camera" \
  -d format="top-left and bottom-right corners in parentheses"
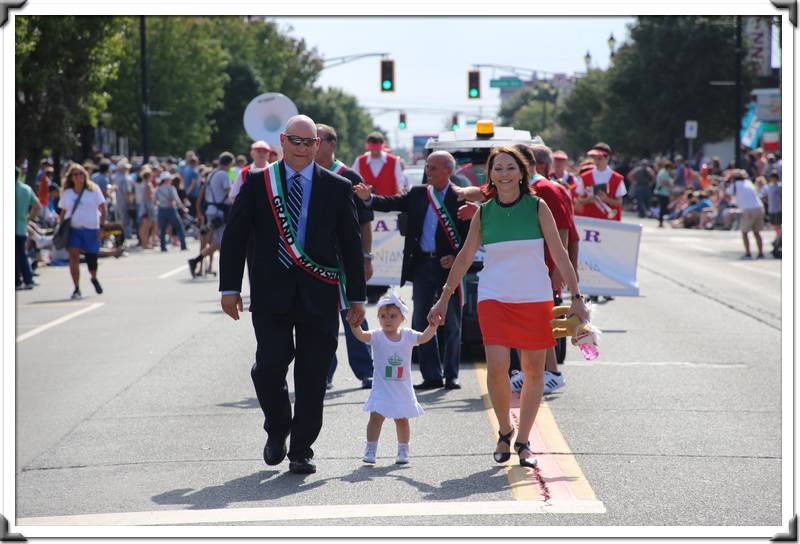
top-left (188, 152), bottom-right (233, 277)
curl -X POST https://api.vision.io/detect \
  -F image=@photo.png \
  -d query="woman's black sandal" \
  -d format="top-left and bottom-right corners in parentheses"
top-left (493, 429), bottom-right (514, 463)
top-left (515, 441), bottom-right (538, 468)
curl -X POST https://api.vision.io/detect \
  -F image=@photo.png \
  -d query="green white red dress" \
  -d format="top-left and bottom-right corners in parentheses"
top-left (477, 193), bottom-right (556, 350)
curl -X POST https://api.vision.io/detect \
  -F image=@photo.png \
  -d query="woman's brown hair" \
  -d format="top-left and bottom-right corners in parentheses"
top-left (61, 163), bottom-right (98, 193)
top-left (481, 146), bottom-right (533, 200)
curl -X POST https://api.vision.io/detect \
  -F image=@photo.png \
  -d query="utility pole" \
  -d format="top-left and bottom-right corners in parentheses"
top-left (140, 16), bottom-right (149, 162)
top-left (735, 15), bottom-right (742, 168)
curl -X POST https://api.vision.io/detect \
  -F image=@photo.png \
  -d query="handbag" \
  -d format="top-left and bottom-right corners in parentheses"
top-left (53, 188), bottom-right (86, 250)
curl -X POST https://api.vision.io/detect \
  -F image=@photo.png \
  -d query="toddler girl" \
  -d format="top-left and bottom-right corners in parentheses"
top-left (349, 290), bottom-right (440, 464)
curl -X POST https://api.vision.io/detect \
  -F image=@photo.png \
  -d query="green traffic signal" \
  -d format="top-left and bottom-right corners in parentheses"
top-left (399, 122), bottom-right (406, 129)
top-left (382, 80), bottom-right (393, 91)
top-left (469, 88), bottom-right (479, 98)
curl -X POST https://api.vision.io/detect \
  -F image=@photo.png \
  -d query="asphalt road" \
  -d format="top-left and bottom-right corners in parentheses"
top-left (10, 218), bottom-right (787, 536)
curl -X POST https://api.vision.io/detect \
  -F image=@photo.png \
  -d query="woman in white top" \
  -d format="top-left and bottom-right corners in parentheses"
top-left (57, 163), bottom-right (107, 300)
top-left (155, 171), bottom-right (189, 251)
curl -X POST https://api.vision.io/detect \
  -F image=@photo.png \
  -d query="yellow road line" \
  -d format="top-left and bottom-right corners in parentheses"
top-left (474, 361), bottom-right (598, 503)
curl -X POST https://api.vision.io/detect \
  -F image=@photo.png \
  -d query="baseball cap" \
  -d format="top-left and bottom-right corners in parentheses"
top-left (251, 140), bottom-right (272, 151)
top-left (158, 171), bottom-right (172, 182)
top-left (587, 142), bottom-right (612, 156)
top-left (117, 159), bottom-right (131, 169)
top-left (553, 150), bottom-right (568, 160)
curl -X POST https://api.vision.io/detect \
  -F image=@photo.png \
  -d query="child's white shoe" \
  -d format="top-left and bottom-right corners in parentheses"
top-left (396, 443), bottom-right (410, 465)
top-left (363, 441), bottom-right (378, 464)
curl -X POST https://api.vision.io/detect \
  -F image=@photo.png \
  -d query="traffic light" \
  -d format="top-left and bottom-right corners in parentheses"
top-left (451, 114), bottom-right (459, 130)
top-left (468, 70), bottom-right (480, 99)
top-left (380, 59), bottom-right (395, 92)
top-left (399, 112), bottom-right (407, 129)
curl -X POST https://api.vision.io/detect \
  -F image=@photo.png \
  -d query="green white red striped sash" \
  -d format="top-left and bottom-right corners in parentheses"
top-left (427, 184), bottom-right (462, 252)
top-left (263, 162), bottom-right (348, 309)
top-left (330, 160), bottom-right (348, 175)
top-left (426, 184), bottom-right (465, 306)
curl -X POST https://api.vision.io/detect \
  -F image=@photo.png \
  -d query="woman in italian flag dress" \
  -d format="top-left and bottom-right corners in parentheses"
top-left (428, 146), bottom-right (589, 468)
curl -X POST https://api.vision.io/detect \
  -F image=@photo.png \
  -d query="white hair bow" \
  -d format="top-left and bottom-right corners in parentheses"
top-left (376, 289), bottom-right (409, 316)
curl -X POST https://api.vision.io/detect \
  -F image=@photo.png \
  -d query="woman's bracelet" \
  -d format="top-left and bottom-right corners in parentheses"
top-left (442, 283), bottom-right (455, 296)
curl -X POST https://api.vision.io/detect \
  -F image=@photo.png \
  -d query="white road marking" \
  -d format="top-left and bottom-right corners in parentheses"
top-left (18, 498), bottom-right (606, 526)
top-left (16, 303), bottom-right (104, 343)
top-left (731, 262), bottom-right (782, 279)
top-left (565, 360), bottom-right (746, 369)
top-left (158, 265), bottom-right (188, 279)
top-left (685, 243), bottom-right (718, 254)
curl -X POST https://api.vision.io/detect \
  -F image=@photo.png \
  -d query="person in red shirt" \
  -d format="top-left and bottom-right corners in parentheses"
top-left (575, 142), bottom-right (626, 221)
top-left (352, 132), bottom-right (406, 196)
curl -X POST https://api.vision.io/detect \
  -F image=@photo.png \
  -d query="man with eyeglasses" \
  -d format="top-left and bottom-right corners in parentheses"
top-left (315, 123), bottom-right (376, 391)
top-left (219, 114), bottom-right (366, 475)
top-left (575, 142), bottom-right (626, 222)
top-left (352, 132), bottom-right (407, 196)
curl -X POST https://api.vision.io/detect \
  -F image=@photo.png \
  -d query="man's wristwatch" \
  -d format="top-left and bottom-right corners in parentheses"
top-left (573, 293), bottom-right (585, 301)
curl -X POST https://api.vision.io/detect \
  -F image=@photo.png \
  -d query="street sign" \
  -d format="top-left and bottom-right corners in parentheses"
top-left (684, 120), bottom-right (698, 139)
top-left (489, 78), bottom-right (523, 89)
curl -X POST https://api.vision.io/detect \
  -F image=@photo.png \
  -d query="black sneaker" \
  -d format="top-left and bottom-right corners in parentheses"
top-left (91, 277), bottom-right (103, 294)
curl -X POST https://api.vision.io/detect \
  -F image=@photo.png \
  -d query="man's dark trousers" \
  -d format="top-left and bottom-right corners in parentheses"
top-left (328, 311), bottom-right (373, 382)
top-left (411, 256), bottom-right (461, 382)
top-left (16, 235), bottom-right (33, 286)
top-left (250, 302), bottom-right (339, 462)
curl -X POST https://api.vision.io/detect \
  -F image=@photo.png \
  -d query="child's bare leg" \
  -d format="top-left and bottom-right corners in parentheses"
top-left (394, 418), bottom-right (410, 443)
top-left (367, 412), bottom-right (385, 442)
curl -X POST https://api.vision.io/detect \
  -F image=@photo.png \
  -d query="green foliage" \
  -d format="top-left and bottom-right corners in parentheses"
top-left (105, 17), bottom-right (229, 157)
top-left (600, 16), bottom-right (754, 156)
top-left (556, 16), bottom-right (756, 158)
top-left (15, 16), bottom-right (125, 165)
top-left (498, 88), bottom-right (541, 126)
top-left (297, 87), bottom-right (374, 163)
top-left (556, 69), bottom-right (609, 157)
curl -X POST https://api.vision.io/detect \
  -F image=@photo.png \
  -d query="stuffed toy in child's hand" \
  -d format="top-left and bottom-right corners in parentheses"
top-left (550, 305), bottom-right (601, 360)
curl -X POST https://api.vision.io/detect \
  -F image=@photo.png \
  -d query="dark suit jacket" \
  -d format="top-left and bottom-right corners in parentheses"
top-left (370, 183), bottom-right (470, 286)
top-left (220, 161), bottom-right (366, 315)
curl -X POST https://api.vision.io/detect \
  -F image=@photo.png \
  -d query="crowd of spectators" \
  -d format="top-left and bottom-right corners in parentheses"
top-left (15, 146), bottom-right (278, 291)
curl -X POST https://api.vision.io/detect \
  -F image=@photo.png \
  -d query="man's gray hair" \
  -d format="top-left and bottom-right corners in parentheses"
top-left (428, 150), bottom-right (456, 173)
top-left (530, 144), bottom-right (553, 171)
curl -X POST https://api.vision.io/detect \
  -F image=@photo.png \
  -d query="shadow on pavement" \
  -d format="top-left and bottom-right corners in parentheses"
top-left (151, 469), bottom-right (327, 510)
top-left (216, 397), bottom-right (260, 410)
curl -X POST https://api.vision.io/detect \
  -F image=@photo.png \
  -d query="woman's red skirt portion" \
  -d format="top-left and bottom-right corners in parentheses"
top-left (477, 299), bottom-right (556, 350)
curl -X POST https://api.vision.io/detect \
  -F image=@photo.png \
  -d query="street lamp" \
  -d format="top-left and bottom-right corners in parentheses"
top-left (608, 33), bottom-right (617, 58)
top-left (584, 51), bottom-right (592, 70)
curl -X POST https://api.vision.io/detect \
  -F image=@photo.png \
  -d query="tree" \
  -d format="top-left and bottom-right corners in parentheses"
top-left (297, 87), bottom-right (374, 163)
top-left (105, 17), bottom-right (230, 158)
top-left (556, 69), bottom-right (609, 157)
top-left (498, 88), bottom-right (541, 126)
top-left (15, 16), bottom-right (125, 183)
top-left (600, 16), bottom-right (755, 157)
top-left (199, 18), bottom-right (326, 158)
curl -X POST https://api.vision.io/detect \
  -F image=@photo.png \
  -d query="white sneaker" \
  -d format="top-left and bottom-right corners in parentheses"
top-left (396, 444), bottom-right (409, 465)
top-left (363, 442), bottom-right (377, 464)
top-left (543, 371), bottom-right (565, 394)
top-left (510, 370), bottom-right (524, 393)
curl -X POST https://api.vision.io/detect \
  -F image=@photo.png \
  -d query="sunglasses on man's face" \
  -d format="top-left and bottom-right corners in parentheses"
top-left (284, 134), bottom-right (320, 147)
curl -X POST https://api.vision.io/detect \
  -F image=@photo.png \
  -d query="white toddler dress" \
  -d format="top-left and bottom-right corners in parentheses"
top-left (362, 328), bottom-right (425, 419)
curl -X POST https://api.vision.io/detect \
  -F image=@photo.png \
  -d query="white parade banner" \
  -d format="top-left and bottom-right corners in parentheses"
top-left (367, 211), bottom-right (404, 286)
top-left (574, 216), bottom-right (642, 297)
top-left (365, 212), bottom-right (642, 297)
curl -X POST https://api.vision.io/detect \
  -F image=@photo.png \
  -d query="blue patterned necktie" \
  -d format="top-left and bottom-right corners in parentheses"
top-left (278, 173), bottom-right (304, 268)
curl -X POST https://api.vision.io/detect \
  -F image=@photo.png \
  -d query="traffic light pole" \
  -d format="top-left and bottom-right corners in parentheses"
top-left (321, 52), bottom-right (389, 69)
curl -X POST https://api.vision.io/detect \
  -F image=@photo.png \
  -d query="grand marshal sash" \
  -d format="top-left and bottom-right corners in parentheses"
top-left (263, 162), bottom-right (348, 309)
top-left (426, 184), bottom-right (465, 306)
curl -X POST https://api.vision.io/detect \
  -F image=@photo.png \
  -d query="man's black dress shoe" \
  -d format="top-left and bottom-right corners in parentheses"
top-left (288, 458), bottom-right (317, 474)
top-left (444, 379), bottom-right (462, 390)
top-left (414, 379), bottom-right (444, 390)
top-left (263, 438), bottom-right (287, 466)
top-left (361, 378), bottom-right (373, 389)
